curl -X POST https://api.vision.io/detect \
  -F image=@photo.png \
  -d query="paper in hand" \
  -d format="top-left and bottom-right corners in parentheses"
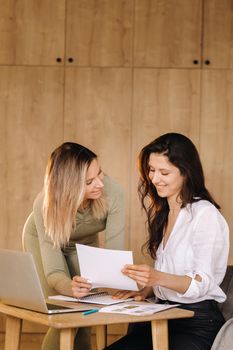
top-left (76, 244), bottom-right (139, 291)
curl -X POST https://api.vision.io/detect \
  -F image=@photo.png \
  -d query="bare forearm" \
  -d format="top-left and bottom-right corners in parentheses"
top-left (122, 264), bottom-right (195, 295)
top-left (155, 270), bottom-right (192, 294)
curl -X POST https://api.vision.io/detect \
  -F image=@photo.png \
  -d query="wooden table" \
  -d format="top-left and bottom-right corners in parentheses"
top-left (0, 302), bottom-right (194, 350)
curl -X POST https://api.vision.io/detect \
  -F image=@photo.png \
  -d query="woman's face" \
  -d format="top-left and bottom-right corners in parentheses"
top-left (148, 152), bottom-right (184, 204)
top-left (84, 158), bottom-right (104, 200)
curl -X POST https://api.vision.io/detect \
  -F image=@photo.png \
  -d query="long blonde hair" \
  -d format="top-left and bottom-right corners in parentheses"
top-left (43, 142), bottom-right (107, 248)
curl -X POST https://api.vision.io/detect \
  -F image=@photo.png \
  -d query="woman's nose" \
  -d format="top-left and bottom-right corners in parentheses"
top-left (95, 177), bottom-right (104, 188)
top-left (151, 172), bottom-right (160, 184)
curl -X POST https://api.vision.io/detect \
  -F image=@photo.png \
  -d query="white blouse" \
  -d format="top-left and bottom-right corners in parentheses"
top-left (153, 200), bottom-right (229, 303)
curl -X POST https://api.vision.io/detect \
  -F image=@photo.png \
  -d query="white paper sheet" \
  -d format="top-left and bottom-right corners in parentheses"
top-left (76, 244), bottom-right (139, 291)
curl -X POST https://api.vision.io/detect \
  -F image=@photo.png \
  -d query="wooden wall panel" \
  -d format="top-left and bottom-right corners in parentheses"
top-left (0, 0), bottom-right (65, 65)
top-left (134, 0), bottom-right (202, 68)
top-left (200, 70), bottom-right (233, 264)
top-left (130, 69), bottom-right (201, 263)
top-left (64, 67), bottom-right (132, 246)
top-left (0, 67), bottom-right (64, 250)
top-left (66, 0), bottom-right (133, 67)
top-left (0, 73), bottom-right (7, 248)
top-left (203, 0), bottom-right (233, 68)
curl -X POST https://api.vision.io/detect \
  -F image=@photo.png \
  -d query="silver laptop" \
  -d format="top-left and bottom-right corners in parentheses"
top-left (0, 249), bottom-right (92, 314)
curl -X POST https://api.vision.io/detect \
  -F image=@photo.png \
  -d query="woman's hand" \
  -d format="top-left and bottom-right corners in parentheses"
top-left (122, 264), bottom-right (193, 294)
top-left (122, 264), bottom-right (160, 288)
top-left (112, 286), bottom-right (153, 301)
top-left (71, 275), bottom-right (92, 298)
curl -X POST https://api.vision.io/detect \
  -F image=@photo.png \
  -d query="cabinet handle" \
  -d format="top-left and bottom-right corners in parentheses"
top-left (56, 57), bottom-right (62, 63)
top-left (192, 60), bottom-right (199, 65)
top-left (204, 60), bottom-right (210, 65)
top-left (68, 57), bottom-right (74, 63)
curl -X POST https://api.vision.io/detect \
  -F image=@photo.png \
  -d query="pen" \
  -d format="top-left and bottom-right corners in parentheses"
top-left (83, 309), bottom-right (99, 316)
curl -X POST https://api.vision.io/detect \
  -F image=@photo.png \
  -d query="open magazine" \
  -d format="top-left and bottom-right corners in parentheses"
top-left (99, 302), bottom-right (179, 316)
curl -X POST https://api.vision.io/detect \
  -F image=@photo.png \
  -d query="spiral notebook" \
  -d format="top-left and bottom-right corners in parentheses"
top-left (49, 291), bottom-right (133, 305)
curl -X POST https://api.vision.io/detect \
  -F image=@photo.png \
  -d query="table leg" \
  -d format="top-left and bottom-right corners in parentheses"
top-left (151, 319), bottom-right (168, 350)
top-left (95, 325), bottom-right (107, 350)
top-left (60, 328), bottom-right (76, 350)
top-left (5, 315), bottom-right (22, 350)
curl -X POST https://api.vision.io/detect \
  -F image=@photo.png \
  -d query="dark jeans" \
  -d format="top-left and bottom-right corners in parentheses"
top-left (104, 300), bottom-right (225, 350)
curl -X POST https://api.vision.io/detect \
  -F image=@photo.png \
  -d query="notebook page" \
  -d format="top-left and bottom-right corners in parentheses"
top-left (49, 292), bottom-right (134, 305)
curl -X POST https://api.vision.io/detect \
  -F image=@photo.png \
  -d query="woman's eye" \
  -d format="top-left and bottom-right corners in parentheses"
top-left (86, 180), bottom-right (92, 185)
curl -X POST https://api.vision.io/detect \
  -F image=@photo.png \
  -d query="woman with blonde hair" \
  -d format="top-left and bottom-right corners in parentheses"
top-left (33, 142), bottom-right (125, 350)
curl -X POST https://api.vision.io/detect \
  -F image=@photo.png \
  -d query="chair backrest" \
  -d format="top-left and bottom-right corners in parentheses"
top-left (22, 212), bottom-right (56, 297)
top-left (219, 265), bottom-right (233, 321)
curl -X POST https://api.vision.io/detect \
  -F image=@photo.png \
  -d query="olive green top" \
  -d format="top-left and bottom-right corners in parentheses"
top-left (33, 175), bottom-right (125, 296)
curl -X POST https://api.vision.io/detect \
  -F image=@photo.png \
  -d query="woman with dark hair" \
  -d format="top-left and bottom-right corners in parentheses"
top-left (33, 142), bottom-right (125, 350)
top-left (106, 133), bottom-right (229, 350)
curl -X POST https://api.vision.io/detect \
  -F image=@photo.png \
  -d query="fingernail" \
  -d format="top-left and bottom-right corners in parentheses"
top-left (87, 279), bottom-right (92, 283)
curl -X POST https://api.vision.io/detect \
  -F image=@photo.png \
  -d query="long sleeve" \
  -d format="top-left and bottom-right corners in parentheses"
top-left (178, 204), bottom-right (229, 301)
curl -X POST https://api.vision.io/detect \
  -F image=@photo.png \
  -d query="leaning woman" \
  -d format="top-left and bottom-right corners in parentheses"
top-left (33, 142), bottom-right (125, 350)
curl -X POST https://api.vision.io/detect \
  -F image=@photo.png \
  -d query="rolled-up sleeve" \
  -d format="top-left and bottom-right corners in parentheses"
top-left (177, 206), bottom-right (229, 301)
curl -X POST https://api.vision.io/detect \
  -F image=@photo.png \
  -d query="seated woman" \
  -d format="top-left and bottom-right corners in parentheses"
top-left (33, 142), bottom-right (125, 350)
top-left (106, 132), bottom-right (229, 350)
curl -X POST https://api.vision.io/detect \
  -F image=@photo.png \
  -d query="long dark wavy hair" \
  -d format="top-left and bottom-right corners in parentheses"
top-left (138, 133), bottom-right (220, 260)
